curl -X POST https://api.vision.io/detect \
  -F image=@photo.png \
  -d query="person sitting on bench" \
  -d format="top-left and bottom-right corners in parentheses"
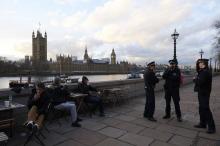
top-left (26, 82), bottom-right (49, 132)
top-left (77, 76), bottom-right (105, 117)
top-left (51, 77), bottom-right (81, 127)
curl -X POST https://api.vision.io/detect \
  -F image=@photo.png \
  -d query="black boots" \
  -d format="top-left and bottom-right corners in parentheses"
top-left (163, 115), bottom-right (170, 119)
top-left (194, 123), bottom-right (216, 134)
top-left (148, 117), bottom-right (157, 122)
top-left (194, 124), bottom-right (206, 129)
top-left (206, 128), bottom-right (216, 134)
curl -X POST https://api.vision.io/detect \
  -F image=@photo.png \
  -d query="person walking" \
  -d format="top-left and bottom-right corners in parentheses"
top-left (143, 61), bottom-right (159, 122)
top-left (194, 59), bottom-right (216, 134)
top-left (162, 59), bottom-right (182, 122)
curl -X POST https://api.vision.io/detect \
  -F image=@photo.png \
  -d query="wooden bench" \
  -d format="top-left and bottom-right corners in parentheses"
top-left (0, 132), bottom-right (8, 146)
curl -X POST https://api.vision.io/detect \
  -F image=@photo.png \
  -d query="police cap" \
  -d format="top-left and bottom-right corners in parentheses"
top-left (147, 61), bottom-right (155, 66)
top-left (169, 59), bottom-right (178, 64)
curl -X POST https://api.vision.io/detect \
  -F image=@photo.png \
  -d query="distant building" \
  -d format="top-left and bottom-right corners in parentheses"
top-left (111, 48), bottom-right (116, 64)
top-left (92, 59), bottom-right (109, 64)
top-left (49, 48), bottom-right (130, 74)
top-left (83, 45), bottom-right (90, 63)
top-left (24, 55), bottom-right (30, 64)
top-left (32, 30), bottom-right (47, 69)
top-left (72, 56), bottom-right (77, 61)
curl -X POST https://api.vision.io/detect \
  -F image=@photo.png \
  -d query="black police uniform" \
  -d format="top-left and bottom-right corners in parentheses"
top-left (143, 66), bottom-right (159, 118)
top-left (194, 67), bottom-right (215, 132)
top-left (162, 66), bottom-right (182, 119)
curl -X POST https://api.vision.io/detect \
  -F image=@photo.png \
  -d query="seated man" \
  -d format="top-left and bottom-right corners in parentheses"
top-left (51, 77), bottom-right (81, 127)
top-left (26, 82), bottom-right (49, 132)
top-left (77, 76), bottom-right (105, 117)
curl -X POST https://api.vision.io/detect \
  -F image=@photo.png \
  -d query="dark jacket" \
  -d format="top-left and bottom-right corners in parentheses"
top-left (77, 82), bottom-right (97, 95)
top-left (51, 85), bottom-right (70, 106)
top-left (144, 68), bottom-right (159, 90)
top-left (195, 68), bottom-right (212, 94)
top-left (163, 67), bottom-right (181, 89)
top-left (27, 88), bottom-right (50, 115)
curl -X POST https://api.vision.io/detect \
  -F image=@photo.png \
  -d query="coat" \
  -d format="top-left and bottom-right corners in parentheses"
top-left (27, 88), bottom-right (50, 115)
top-left (162, 67), bottom-right (181, 90)
top-left (195, 68), bottom-right (212, 94)
top-left (144, 68), bottom-right (159, 90)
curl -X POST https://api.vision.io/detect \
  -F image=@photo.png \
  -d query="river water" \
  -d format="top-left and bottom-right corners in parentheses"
top-left (0, 74), bottom-right (143, 89)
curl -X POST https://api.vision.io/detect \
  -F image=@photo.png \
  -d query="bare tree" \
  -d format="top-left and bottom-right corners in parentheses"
top-left (213, 20), bottom-right (220, 70)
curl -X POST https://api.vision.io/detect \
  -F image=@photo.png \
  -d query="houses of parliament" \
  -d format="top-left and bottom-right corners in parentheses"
top-left (30, 29), bottom-right (133, 74)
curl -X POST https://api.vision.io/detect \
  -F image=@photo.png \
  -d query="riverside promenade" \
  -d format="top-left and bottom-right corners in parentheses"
top-left (8, 76), bottom-right (220, 146)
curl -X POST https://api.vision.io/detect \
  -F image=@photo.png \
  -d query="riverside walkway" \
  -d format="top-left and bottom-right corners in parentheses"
top-left (8, 76), bottom-right (220, 146)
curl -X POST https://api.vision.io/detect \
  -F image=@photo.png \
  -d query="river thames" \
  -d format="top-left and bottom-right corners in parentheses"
top-left (0, 74), bottom-right (143, 89)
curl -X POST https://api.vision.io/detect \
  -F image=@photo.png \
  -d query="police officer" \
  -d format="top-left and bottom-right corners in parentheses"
top-left (194, 59), bottom-right (216, 134)
top-left (162, 59), bottom-right (182, 122)
top-left (143, 61), bottom-right (159, 122)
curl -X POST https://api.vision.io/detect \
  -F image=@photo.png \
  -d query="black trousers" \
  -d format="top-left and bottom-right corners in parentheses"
top-left (198, 92), bottom-right (215, 130)
top-left (164, 88), bottom-right (181, 118)
top-left (144, 88), bottom-right (155, 118)
top-left (85, 96), bottom-right (104, 114)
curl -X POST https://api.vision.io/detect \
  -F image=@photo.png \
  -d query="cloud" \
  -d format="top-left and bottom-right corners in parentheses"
top-left (62, 11), bottom-right (87, 28)
top-left (54, 0), bottom-right (76, 5)
top-left (2, 0), bottom-right (220, 66)
top-left (54, 0), bottom-right (90, 5)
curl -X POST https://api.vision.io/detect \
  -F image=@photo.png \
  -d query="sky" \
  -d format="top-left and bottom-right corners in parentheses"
top-left (0, 0), bottom-right (220, 66)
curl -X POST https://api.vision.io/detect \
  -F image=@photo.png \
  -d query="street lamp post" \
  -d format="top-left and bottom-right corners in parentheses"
top-left (210, 58), bottom-right (212, 73)
top-left (214, 58), bottom-right (217, 72)
top-left (199, 49), bottom-right (204, 59)
top-left (171, 29), bottom-right (179, 63)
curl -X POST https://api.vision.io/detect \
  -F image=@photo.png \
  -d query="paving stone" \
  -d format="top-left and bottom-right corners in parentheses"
top-left (117, 108), bottom-right (133, 114)
top-left (125, 110), bottom-right (143, 118)
top-left (119, 133), bottom-right (154, 146)
top-left (64, 128), bottom-right (107, 145)
top-left (169, 135), bottom-right (193, 146)
top-left (80, 120), bottom-right (106, 131)
top-left (114, 122), bottom-right (145, 133)
top-left (114, 114), bottom-right (137, 122)
top-left (182, 113), bottom-right (199, 123)
top-left (132, 105), bottom-right (145, 111)
top-left (131, 118), bottom-right (158, 128)
top-left (199, 131), bottom-right (220, 140)
top-left (153, 110), bottom-right (173, 124)
top-left (109, 107), bottom-right (133, 114)
top-left (168, 118), bottom-right (205, 132)
top-left (104, 111), bottom-right (120, 118)
top-left (99, 127), bottom-right (127, 138)
top-left (100, 118), bottom-right (123, 126)
top-left (196, 138), bottom-right (218, 146)
top-left (56, 140), bottom-right (86, 146)
top-left (150, 141), bottom-right (177, 146)
top-left (139, 127), bottom-right (173, 142)
top-left (47, 120), bottom-right (77, 134)
top-left (156, 124), bottom-right (198, 138)
top-left (23, 131), bottom-right (67, 146)
top-left (95, 138), bottom-right (134, 146)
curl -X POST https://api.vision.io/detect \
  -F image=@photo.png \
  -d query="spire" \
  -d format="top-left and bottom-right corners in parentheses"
top-left (84, 45), bottom-right (89, 60)
top-left (111, 48), bottom-right (116, 56)
top-left (32, 31), bottom-right (35, 38)
top-left (44, 32), bottom-right (47, 38)
top-left (38, 22), bottom-right (41, 32)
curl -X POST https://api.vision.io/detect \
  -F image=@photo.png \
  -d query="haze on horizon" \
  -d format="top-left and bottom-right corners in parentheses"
top-left (0, 0), bottom-right (219, 66)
